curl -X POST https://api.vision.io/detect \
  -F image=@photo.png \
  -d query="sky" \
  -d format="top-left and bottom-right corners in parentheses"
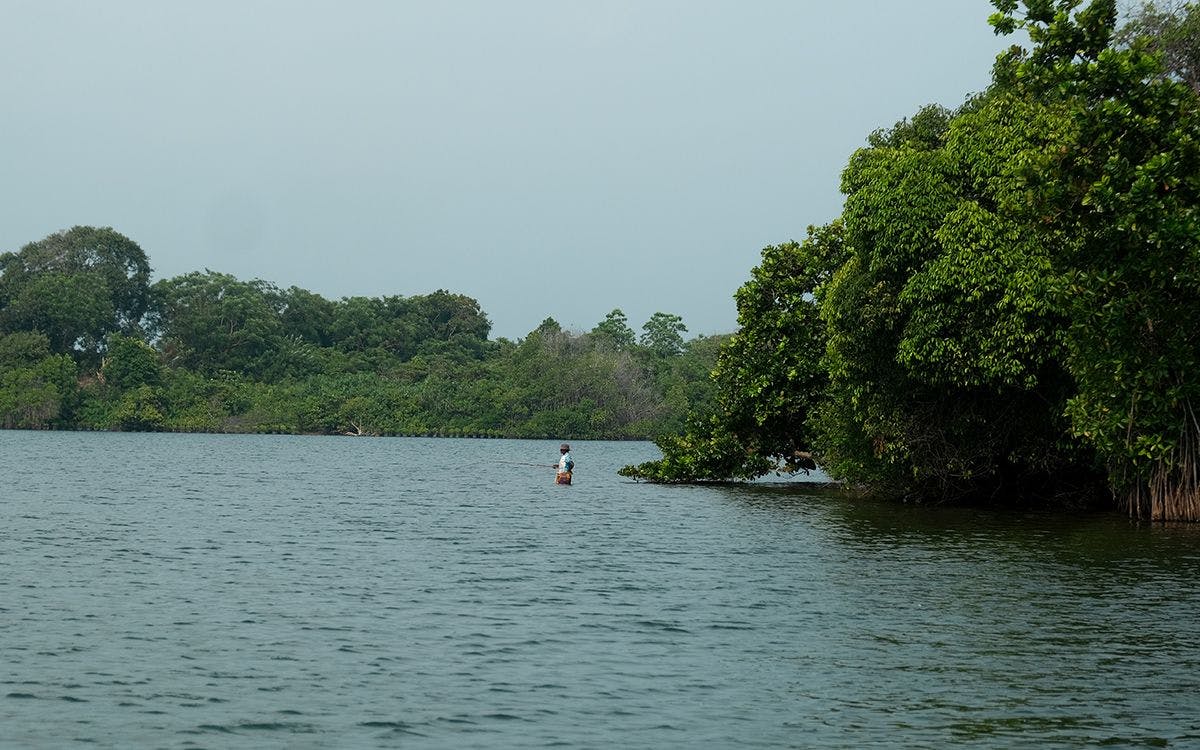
top-left (1, 1), bottom-right (1022, 340)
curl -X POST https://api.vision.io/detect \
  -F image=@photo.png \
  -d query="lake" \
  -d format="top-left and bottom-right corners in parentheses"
top-left (2, 431), bottom-right (1199, 748)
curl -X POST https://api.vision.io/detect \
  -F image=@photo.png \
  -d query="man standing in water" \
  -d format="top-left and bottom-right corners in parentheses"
top-left (556, 443), bottom-right (574, 485)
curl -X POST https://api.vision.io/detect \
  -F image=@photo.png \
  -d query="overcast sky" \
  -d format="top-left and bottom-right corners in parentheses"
top-left (2, 1), bottom-right (1020, 340)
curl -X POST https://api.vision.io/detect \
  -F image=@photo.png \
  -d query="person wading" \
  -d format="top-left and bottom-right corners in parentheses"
top-left (555, 443), bottom-right (574, 485)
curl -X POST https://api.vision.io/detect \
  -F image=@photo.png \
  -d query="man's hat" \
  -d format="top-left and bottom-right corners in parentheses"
top-left (560, 443), bottom-right (570, 451)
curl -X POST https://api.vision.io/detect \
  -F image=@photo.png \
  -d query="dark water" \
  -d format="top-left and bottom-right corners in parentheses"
top-left (2, 432), bottom-right (1199, 749)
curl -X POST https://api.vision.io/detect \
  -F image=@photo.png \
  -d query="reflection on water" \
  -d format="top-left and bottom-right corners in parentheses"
top-left (2, 431), bottom-right (1198, 749)
top-left (732, 481), bottom-right (1200, 576)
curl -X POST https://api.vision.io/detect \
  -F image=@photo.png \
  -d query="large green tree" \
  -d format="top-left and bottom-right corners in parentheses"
top-left (815, 90), bottom-right (1103, 502)
top-left (325, 290), bottom-right (490, 363)
top-left (589, 309), bottom-right (637, 350)
top-left (279, 286), bottom-right (336, 347)
top-left (627, 0), bottom-right (1200, 520)
top-left (0, 226), bottom-right (152, 358)
top-left (640, 312), bottom-right (688, 357)
top-left (150, 271), bottom-right (285, 377)
top-left (988, 0), bottom-right (1200, 518)
top-left (622, 228), bottom-right (843, 482)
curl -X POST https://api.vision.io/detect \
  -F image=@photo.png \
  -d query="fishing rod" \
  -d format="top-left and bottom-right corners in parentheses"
top-left (496, 460), bottom-right (556, 468)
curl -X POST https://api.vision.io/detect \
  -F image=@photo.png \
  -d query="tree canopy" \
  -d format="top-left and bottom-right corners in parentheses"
top-left (624, 0), bottom-right (1200, 520)
top-left (0, 228), bottom-right (717, 443)
top-left (0, 226), bottom-right (151, 359)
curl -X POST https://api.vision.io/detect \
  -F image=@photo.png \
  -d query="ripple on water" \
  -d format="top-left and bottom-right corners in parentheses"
top-left (3, 433), bottom-right (1200, 749)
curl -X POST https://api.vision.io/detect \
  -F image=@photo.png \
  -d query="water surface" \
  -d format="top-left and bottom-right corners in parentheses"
top-left (2, 431), bottom-right (1198, 748)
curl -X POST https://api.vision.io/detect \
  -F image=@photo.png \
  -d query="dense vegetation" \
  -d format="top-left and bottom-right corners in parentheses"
top-left (0, 226), bottom-right (724, 440)
top-left (622, 0), bottom-right (1200, 521)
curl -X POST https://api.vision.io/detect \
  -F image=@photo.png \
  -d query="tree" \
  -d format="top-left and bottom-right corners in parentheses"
top-left (111, 385), bottom-right (165, 431)
top-left (0, 350), bottom-right (77, 429)
top-left (622, 230), bottom-right (842, 482)
top-left (1115, 1), bottom-right (1200, 93)
top-left (0, 331), bottom-right (53, 370)
top-left (590, 309), bottom-right (636, 350)
top-left (0, 227), bottom-right (151, 358)
top-left (102, 333), bottom-right (163, 391)
top-left (150, 270), bottom-right (284, 377)
top-left (279, 286), bottom-right (336, 347)
top-left (811, 92), bottom-right (1105, 502)
top-left (0, 272), bottom-right (112, 356)
top-left (485, 320), bottom-right (671, 440)
top-left (989, 0), bottom-right (1200, 518)
top-left (328, 296), bottom-right (392, 355)
top-left (716, 230), bottom-right (844, 471)
top-left (629, 0), bottom-right (1200, 520)
top-left (640, 312), bottom-right (687, 357)
top-left (412, 290), bottom-right (491, 344)
top-left (0, 331), bottom-right (79, 428)
top-left (323, 290), bottom-right (490, 364)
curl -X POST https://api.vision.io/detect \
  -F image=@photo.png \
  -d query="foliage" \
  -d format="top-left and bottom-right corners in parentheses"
top-left (618, 416), bottom-right (776, 482)
top-left (1115, 1), bottom-right (1200, 92)
top-left (812, 89), bottom-right (1109, 503)
top-left (0, 227), bottom-right (151, 360)
top-left (988, 0), bottom-right (1200, 517)
top-left (0, 236), bottom-right (720, 439)
top-left (622, 229), bottom-right (843, 482)
top-left (628, 0), bottom-right (1199, 520)
top-left (0, 346), bottom-right (78, 429)
top-left (0, 331), bottom-right (53, 370)
top-left (150, 271), bottom-right (285, 377)
top-left (112, 385), bottom-right (166, 431)
top-left (491, 323), bottom-right (666, 439)
top-left (102, 334), bottom-right (163, 391)
top-left (279, 285), bottom-right (336, 346)
top-left (653, 333), bottom-right (729, 436)
top-left (590, 309), bottom-right (637, 350)
top-left (640, 312), bottom-right (688, 357)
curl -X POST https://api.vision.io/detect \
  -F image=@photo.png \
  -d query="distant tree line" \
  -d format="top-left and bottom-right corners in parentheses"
top-left (622, 1), bottom-right (1200, 521)
top-left (0, 225), bottom-right (724, 440)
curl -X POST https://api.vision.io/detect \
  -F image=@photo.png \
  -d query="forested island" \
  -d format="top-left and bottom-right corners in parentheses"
top-left (4, 1), bottom-right (1199, 521)
top-left (0, 225), bottom-right (723, 441)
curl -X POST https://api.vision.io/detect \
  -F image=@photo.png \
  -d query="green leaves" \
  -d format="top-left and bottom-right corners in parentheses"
top-left (632, 1), bottom-right (1200, 504)
top-left (0, 226), bottom-right (151, 359)
top-left (898, 201), bottom-right (1059, 389)
top-left (623, 226), bottom-right (845, 483)
top-left (151, 271), bottom-right (284, 377)
top-left (102, 334), bottom-right (164, 391)
top-left (589, 309), bottom-right (636, 350)
top-left (640, 312), bottom-right (688, 357)
top-left (0, 346), bottom-right (77, 429)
